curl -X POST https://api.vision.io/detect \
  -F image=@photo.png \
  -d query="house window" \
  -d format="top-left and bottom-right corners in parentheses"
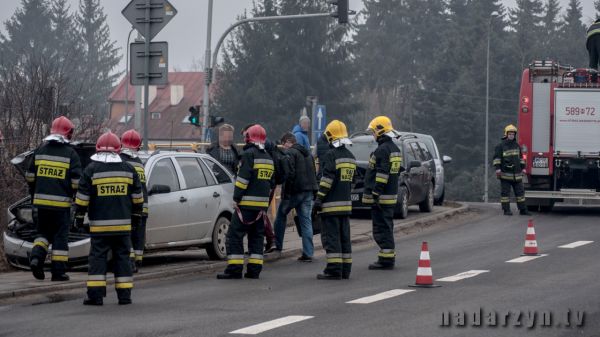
top-left (119, 114), bottom-right (133, 123)
top-left (151, 112), bottom-right (161, 120)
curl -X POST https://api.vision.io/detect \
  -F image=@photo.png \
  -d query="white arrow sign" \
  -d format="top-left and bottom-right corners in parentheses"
top-left (317, 107), bottom-right (323, 130)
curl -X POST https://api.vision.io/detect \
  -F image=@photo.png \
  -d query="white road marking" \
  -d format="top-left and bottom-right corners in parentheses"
top-left (558, 241), bottom-right (594, 249)
top-left (230, 316), bottom-right (314, 335)
top-left (436, 270), bottom-right (490, 282)
top-left (506, 254), bottom-right (548, 263)
top-left (346, 289), bottom-right (415, 304)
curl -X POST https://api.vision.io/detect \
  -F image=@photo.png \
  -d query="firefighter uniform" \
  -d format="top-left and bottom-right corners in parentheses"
top-left (493, 124), bottom-right (528, 216)
top-left (27, 117), bottom-right (82, 281)
top-left (315, 120), bottom-right (356, 280)
top-left (362, 116), bottom-right (402, 270)
top-left (121, 151), bottom-right (148, 268)
top-left (218, 125), bottom-right (273, 279)
top-left (76, 132), bottom-right (143, 305)
top-left (587, 19), bottom-right (600, 70)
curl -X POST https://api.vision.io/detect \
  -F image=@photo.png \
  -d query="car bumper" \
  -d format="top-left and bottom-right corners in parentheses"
top-left (3, 231), bottom-right (90, 269)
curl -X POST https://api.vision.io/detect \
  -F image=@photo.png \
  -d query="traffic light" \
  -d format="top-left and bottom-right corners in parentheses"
top-left (329, 0), bottom-right (349, 24)
top-left (188, 105), bottom-right (200, 127)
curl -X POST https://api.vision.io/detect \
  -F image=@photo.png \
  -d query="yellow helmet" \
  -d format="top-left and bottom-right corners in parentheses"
top-left (324, 120), bottom-right (348, 143)
top-left (504, 124), bottom-right (518, 136)
top-left (367, 116), bottom-right (394, 137)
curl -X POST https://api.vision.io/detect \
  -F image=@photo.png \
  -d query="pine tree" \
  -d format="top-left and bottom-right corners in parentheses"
top-left (509, 0), bottom-right (545, 68)
top-left (557, 0), bottom-right (587, 66)
top-left (540, 0), bottom-right (562, 60)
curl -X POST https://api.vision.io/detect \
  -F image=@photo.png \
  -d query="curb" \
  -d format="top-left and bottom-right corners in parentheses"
top-left (0, 203), bottom-right (468, 300)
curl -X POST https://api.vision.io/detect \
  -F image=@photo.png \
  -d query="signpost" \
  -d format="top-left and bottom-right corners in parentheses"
top-left (122, 0), bottom-right (177, 150)
top-left (312, 104), bottom-right (327, 145)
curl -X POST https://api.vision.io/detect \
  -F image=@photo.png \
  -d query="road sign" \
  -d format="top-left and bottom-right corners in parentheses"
top-left (122, 0), bottom-right (178, 41)
top-left (130, 41), bottom-right (168, 85)
top-left (312, 105), bottom-right (327, 142)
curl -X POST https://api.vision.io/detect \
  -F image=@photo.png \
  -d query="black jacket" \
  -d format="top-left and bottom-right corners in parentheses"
top-left (315, 133), bottom-right (330, 178)
top-left (493, 138), bottom-right (525, 181)
top-left (26, 140), bottom-right (82, 210)
top-left (75, 153), bottom-right (143, 236)
top-left (317, 145), bottom-right (356, 216)
top-left (121, 153), bottom-right (149, 216)
top-left (234, 144), bottom-right (273, 210)
top-left (283, 143), bottom-right (318, 198)
top-left (362, 136), bottom-right (402, 207)
top-left (206, 144), bottom-right (240, 175)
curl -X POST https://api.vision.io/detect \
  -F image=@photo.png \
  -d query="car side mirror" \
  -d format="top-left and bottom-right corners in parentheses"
top-left (442, 155), bottom-right (452, 164)
top-left (408, 161), bottom-right (422, 169)
top-left (148, 184), bottom-right (170, 195)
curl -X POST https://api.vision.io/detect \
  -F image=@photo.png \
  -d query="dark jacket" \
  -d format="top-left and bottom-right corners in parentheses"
top-left (315, 133), bottom-right (330, 178)
top-left (493, 138), bottom-right (525, 181)
top-left (362, 135), bottom-right (402, 207)
top-left (75, 154), bottom-right (143, 236)
top-left (587, 20), bottom-right (600, 49)
top-left (207, 144), bottom-right (240, 175)
top-left (234, 144), bottom-right (273, 210)
top-left (283, 143), bottom-right (318, 198)
top-left (121, 152), bottom-right (148, 216)
top-left (317, 145), bottom-right (356, 216)
top-left (26, 140), bottom-right (82, 210)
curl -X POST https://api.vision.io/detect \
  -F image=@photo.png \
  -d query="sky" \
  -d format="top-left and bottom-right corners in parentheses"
top-left (0, 0), bottom-right (597, 75)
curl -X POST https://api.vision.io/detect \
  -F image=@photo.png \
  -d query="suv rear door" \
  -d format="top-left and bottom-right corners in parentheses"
top-left (403, 141), bottom-right (425, 203)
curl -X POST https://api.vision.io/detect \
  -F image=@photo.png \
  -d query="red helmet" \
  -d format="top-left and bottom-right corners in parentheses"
top-left (50, 116), bottom-right (74, 139)
top-left (121, 129), bottom-right (142, 150)
top-left (244, 124), bottom-right (266, 145)
top-left (96, 131), bottom-right (121, 153)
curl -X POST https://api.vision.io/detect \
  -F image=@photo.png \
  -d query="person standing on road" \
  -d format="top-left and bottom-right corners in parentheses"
top-left (362, 116), bottom-right (402, 270)
top-left (27, 116), bottom-right (82, 282)
top-left (207, 124), bottom-right (240, 174)
top-left (493, 124), bottom-right (531, 216)
top-left (75, 132), bottom-right (144, 305)
top-left (272, 132), bottom-right (318, 262)
top-left (292, 116), bottom-right (311, 150)
top-left (313, 120), bottom-right (356, 280)
top-left (120, 130), bottom-right (148, 273)
top-left (587, 17), bottom-right (600, 70)
top-left (217, 124), bottom-right (273, 279)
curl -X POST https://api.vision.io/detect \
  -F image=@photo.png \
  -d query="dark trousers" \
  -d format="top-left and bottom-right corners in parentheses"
top-left (30, 208), bottom-right (70, 276)
top-left (223, 209), bottom-right (265, 277)
top-left (589, 35), bottom-right (600, 70)
top-left (130, 216), bottom-right (147, 263)
top-left (87, 235), bottom-right (133, 301)
top-left (371, 206), bottom-right (396, 266)
top-left (320, 215), bottom-right (352, 278)
top-left (500, 179), bottom-right (526, 211)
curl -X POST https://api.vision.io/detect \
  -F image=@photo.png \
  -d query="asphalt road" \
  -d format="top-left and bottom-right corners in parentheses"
top-left (1, 203), bottom-right (599, 337)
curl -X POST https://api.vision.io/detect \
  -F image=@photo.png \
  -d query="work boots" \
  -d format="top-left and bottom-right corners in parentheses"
top-left (30, 258), bottom-right (45, 280)
top-left (503, 209), bottom-right (513, 216)
top-left (368, 262), bottom-right (394, 270)
top-left (83, 297), bottom-right (103, 306)
top-left (51, 274), bottom-right (70, 282)
top-left (317, 273), bottom-right (342, 280)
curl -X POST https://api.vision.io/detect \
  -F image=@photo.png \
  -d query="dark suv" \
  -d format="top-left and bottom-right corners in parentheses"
top-left (348, 133), bottom-right (435, 218)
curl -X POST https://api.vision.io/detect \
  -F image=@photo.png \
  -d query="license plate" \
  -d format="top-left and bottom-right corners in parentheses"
top-left (533, 157), bottom-right (548, 168)
top-left (351, 194), bottom-right (360, 201)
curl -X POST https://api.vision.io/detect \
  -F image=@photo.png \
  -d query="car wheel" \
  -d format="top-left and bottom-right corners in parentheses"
top-left (434, 189), bottom-right (445, 206)
top-left (395, 186), bottom-right (409, 219)
top-left (206, 216), bottom-right (229, 260)
top-left (419, 183), bottom-right (434, 213)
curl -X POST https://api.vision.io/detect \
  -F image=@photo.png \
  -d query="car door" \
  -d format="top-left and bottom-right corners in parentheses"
top-left (146, 157), bottom-right (188, 245)
top-left (416, 141), bottom-right (435, 187)
top-left (402, 142), bottom-right (423, 204)
top-left (201, 156), bottom-right (234, 211)
top-left (174, 157), bottom-right (219, 240)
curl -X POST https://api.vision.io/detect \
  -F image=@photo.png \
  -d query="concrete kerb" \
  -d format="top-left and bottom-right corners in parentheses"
top-left (0, 203), bottom-right (468, 300)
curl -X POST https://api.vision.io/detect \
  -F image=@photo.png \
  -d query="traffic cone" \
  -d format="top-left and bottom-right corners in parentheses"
top-left (522, 219), bottom-right (540, 256)
top-left (409, 241), bottom-right (440, 288)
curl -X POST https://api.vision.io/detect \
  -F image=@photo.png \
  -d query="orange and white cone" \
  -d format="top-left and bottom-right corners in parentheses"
top-left (409, 241), bottom-right (440, 288)
top-left (522, 219), bottom-right (540, 256)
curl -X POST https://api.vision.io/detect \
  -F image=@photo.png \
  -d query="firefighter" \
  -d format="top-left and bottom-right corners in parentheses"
top-left (313, 120), bottom-right (356, 280)
top-left (120, 130), bottom-right (147, 273)
top-left (75, 131), bottom-right (143, 305)
top-left (27, 116), bottom-right (82, 281)
top-left (587, 17), bottom-right (600, 70)
top-left (493, 124), bottom-right (531, 216)
top-left (217, 124), bottom-right (273, 280)
top-left (362, 116), bottom-right (402, 270)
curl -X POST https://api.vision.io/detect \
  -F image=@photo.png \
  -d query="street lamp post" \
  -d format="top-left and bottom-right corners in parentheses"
top-left (201, 0), bottom-right (214, 143)
top-left (125, 27), bottom-right (135, 126)
top-left (484, 12), bottom-right (497, 203)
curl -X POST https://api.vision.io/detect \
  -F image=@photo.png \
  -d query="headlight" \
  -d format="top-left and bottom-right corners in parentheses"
top-left (15, 207), bottom-right (33, 223)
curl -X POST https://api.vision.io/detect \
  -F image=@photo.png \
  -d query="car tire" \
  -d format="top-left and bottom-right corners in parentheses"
top-left (419, 183), bottom-right (434, 213)
top-left (434, 189), bottom-right (445, 206)
top-left (395, 186), bottom-right (409, 219)
top-left (206, 216), bottom-right (229, 260)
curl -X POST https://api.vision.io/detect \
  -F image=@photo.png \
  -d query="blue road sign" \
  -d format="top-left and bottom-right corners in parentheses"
top-left (312, 105), bottom-right (327, 145)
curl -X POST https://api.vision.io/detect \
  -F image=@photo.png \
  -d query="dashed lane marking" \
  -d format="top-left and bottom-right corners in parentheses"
top-left (346, 289), bottom-right (415, 304)
top-left (229, 315), bottom-right (314, 335)
top-left (506, 254), bottom-right (548, 263)
top-left (558, 241), bottom-right (594, 249)
top-left (436, 270), bottom-right (490, 282)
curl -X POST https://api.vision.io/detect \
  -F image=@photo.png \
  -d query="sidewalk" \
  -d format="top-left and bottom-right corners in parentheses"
top-left (0, 204), bottom-right (467, 300)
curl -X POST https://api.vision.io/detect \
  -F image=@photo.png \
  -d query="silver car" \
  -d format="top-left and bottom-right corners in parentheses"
top-left (3, 144), bottom-right (234, 269)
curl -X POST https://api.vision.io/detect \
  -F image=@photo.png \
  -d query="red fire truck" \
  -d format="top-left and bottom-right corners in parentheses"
top-left (518, 61), bottom-right (600, 211)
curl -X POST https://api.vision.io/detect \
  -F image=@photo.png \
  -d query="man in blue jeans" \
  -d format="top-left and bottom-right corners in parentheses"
top-left (273, 133), bottom-right (318, 261)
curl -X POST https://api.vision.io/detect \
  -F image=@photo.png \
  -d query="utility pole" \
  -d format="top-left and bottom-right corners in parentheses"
top-left (201, 0), bottom-right (214, 143)
top-left (484, 13), bottom-right (497, 203)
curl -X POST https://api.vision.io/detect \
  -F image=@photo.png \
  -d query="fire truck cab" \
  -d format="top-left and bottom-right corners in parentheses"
top-left (519, 61), bottom-right (600, 211)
